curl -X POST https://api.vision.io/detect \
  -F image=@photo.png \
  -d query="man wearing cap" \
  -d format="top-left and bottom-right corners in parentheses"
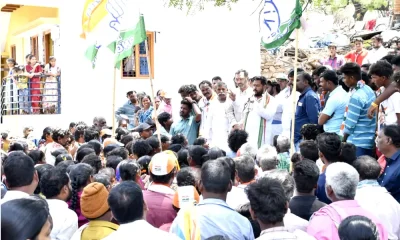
top-left (71, 182), bottom-right (119, 240)
top-left (157, 91), bottom-right (173, 116)
top-left (134, 123), bottom-right (153, 140)
top-left (320, 43), bottom-right (345, 70)
top-left (143, 152), bottom-right (178, 228)
top-left (363, 35), bottom-right (388, 65)
top-left (345, 37), bottom-right (368, 66)
top-left (115, 91), bottom-right (141, 130)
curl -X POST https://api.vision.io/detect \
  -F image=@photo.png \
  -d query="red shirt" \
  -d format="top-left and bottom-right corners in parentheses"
top-left (344, 50), bottom-right (368, 65)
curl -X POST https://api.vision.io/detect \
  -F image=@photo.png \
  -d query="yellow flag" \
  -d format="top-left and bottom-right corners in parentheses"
top-left (80, 0), bottom-right (108, 39)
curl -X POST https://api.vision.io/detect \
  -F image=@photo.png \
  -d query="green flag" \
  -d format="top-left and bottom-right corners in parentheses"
top-left (84, 44), bottom-right (100, 69)
top-left (260, 0), bottom-right (302, 49)
top-left (109, 15), bottom-right (147, 69)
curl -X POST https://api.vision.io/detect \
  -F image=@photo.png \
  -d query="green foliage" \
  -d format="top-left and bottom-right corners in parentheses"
top-left (168, 0), bottom-right (240, 11)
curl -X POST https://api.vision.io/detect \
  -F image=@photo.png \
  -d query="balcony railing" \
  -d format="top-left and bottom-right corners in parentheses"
top-left (1, 75), bottom-right (61, 116)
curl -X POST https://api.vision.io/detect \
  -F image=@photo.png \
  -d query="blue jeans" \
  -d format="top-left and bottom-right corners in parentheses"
top-left (18, 89), bottom-right (29, 112)
top-left (356, 147), bottom-right (374, 158)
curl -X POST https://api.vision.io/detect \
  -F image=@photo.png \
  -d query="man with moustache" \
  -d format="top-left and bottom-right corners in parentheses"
top-left (205, 82), bottom-right (232, 151)
top-left (115, 91), bottom-right (142, 130)
top-left (240, 76), bottom-right (277, 148)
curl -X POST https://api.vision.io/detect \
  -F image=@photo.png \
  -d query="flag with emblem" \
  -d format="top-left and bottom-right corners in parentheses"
top-left (260, 0), bottom-right (302, 49)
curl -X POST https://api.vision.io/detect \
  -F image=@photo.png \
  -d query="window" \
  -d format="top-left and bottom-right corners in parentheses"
top-left (30, 36), bottom-right (39, 60)
top-left (43, 32), bottom-right (53, 63)
top-left (121, 32), bottom-right (154, 78)
top-left (10, 45), bottom-right (16, 60)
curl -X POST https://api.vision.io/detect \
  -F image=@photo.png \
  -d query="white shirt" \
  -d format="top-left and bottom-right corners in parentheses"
top-left (47, 199), bottom-right (78, 240)
top-left (206, 99), bottom-right (232, 151)
top-left (226, 87), bottom-right (254, 127)
top-left (241, 94), bottom-right (278, 148)
top-left (198, 95), bottom-right (217, 137)
top-left (379, 91), bottom-right (400, 128)
top-left (355, 183), bottom-right (400, 240)
top-left (103, 219), bottom-right (180, 240)
top-left (281, 91), bottom-right (300, 138)
top-left (1, 190), bottom-right (29, 204)
top-left (226, 186), bottom-right (250, 210)
top-left (362, 46), bottom-right (388, 64)
top-left (257, 227), bottom-right (315, 240)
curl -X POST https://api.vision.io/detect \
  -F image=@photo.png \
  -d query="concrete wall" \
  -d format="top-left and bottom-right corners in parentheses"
top-left (1, 0), bottom-right (262, 137)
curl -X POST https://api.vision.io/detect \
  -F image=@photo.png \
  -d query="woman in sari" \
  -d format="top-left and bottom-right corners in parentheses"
top-left (137, 95), bottom-right (154, 124)
top-left (25, 55), bottom-right (43, 114)
top-left (43, 56), bottom-right (60, 114)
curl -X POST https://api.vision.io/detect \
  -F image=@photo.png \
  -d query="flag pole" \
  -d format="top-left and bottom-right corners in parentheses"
top-left (112, 67), bottom-right (117, 137)
top-left (144, 38), bottom-right (162, 145)
top-left (289, 28), bottom-right (300, 168)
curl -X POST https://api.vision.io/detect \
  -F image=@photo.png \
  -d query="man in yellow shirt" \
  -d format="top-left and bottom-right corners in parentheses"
top-left (70, 182), bottom-right (119, 240)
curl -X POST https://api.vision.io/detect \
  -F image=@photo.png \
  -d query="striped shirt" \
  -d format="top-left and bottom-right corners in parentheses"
top-left (344, 85), bottom-right (376, 149)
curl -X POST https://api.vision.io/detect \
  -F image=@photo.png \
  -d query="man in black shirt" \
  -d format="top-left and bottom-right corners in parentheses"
top-left (289, 159), bottom-right (326, 220)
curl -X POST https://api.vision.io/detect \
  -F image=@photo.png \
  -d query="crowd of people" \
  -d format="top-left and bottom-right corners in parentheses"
top-left (1, 35), bottom-right (400, 240)
top-left (1, 54), bottom-right (61, 115)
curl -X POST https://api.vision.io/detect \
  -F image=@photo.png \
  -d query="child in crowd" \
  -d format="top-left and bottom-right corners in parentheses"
top-left (13, 66), bottom-right (29, 114)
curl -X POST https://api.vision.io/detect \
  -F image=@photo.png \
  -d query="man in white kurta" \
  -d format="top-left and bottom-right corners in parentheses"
top-left (240, 77), bottom-right (277, 149)
top-left (206, 82), bottom-right (232, 152)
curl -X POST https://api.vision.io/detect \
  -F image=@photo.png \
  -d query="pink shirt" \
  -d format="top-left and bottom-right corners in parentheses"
top-left (307, 200), bottom-right (388, 240)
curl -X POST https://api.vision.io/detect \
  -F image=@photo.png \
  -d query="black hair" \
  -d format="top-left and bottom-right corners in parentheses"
top-left (369, 60), bottom-right (393, 78)
top-left (245, 177), bottom-right (287, 225)
top-left (392, 55), bottom-right (400, 67)
top-left (104, 144), bottom-right (118, 157)
top-left (176, 167), bottom-right (196, 187)
top-left (361, 63), bottom-right (371, 71)
top-left (52, 128), bottom-right (69, 143)
top-left (340, 63), bottom-right (362, 82)
top-left (137, 155), bottom-right (151, 175)
top-left (316, 132), bottom-right (342, 163)
top-left (8, 141), bottom-right (28, 153)
top-left (193, 137), bottom-right (207, 146)
top-left (119, 160), bottom-right (140, 181)
top-left (150, 167), bottom-right (176, 184)
top-left (300, 124), bottom-right (321, 141)
top-left (55, 154), bottom-right (73, 166)
top-left (299, 140), bottom-right (319, 162)
top-left (107, 147), bottom-right (129, 160)
top-left (84, 127), bottom-right (99, 142)
top-left (178, 85), bottom-right (191, 95)
top-left (146, 136), bottom-right (160, 152)
top-left (160, 135), bottom-right (169, 144)
top-left (189, 145), bottom-right (209, 167)
top-left (124, 141), bottom-right (134, 155)
top-left (288, 68), bottom-right (305, 78)
top-left (338, 215), bottom-right (379, 240)
top-left (320, 70), bottom-right (339, 85)
top-left (76, 146), bottom-right (95, 163)
top-left (228, 130), bottom-right (248, 153)
top-left (1, 132), bottom-right (8, 140)
top-left (218, 157), bottom-right (235, 182)
top-left (69, 122), bottom-right (76, 128)
top-left (108, 181), bottom-right (144, 224)
top-left (33, 163), bottom-right (55, 195)
top-left (339, 142), bottom-right (357, 165)
top-left (157, 112), bottom-right (172, 128)
top-left (291, 152), bottom-right (302, 165)
top-left (381, 54), bottom-right (394, 63)
top-left (132, 140), bottom-right (152, 159)
top-left (115, 127), bottom-right (129, 141)
top-left (88, 140), bottom-right (102, 156)
top-left (235, 203), bottom-right (261, 238)
top-left (1, 197), bottom-right (52, 240)
top-left (169, 144), bottom-right (183, 153)
top-left (74, 124), bottom-right (87, 142)
top-left (235, 155), bottom-right (256, 183)
top-left (212, 76), bottom-right (222, 81)
top-left (69, 163), bottom-right (93, 212)
top-left (293, 159), bottom-right (320, 193)
top-left (312, 66), bottom-right (328, 77)
top-left (198, 80), bottom-right (213, 89)
top-left (187, 84), bottom-right (198, 93)
top-left (106, 155), bottom-right (123, 171)
top-left (252, 76), bottom-right (268, 86)
top-left (353, 156), bottom-right (381, 181)
top-left (40, 127), bottom-right (53, 141)
top-left (82, 154), bottom-right (102, 174)
top-left (201, 159), bottom-right (231, 193)
top-left (208, 147), bottom-right (225, 160)
top-left (40, 168), bottom-right (69, 198)
top-left (383, 125), bottom-right (400, 148)
top-left (55, 160), bottom-right (75, 174)
top-left (25, 53), bottom-right (32, 59)
top-left (205, 236), bottom-right (232, 240)
top-left (180, 99), bottom-right (193, 110)
top-left (266, 80), bottom-right (281, 94)
top-left (177, 148), bottom-right (190, 168)
top-left (299, 72), bottom-right (313, 85)
top-left (93, 173), bottom-right (111, 188)
top-left (51, 148), bottom-right (68, 159)
top-left (28, 150), bottom-right (45, 165)
top-left (4, 153), bottom-right (35, 188)
top-left (171, 133), bottom-right (186, 145)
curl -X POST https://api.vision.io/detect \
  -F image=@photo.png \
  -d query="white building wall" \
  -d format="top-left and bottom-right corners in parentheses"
top-left (1, 0), bottom-right (262, 137)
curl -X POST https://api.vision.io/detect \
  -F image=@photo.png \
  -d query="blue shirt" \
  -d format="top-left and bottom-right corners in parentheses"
top-left (294, 87), bottom-right (321, 142)
top-left (170, 115), bottom-right (200, 145)
top-left (344, 85), bottom-right (376, 149)
top-left (378, 150), bottom-right (400, 202)
top-left (315, 172), bottom-right (332, 205)
top-left (170, 198), bottom-right (254, 240)
top-left (115, 101), bottom-right (140, 130)
top-left (322, 86), bottom-right (349, 134)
